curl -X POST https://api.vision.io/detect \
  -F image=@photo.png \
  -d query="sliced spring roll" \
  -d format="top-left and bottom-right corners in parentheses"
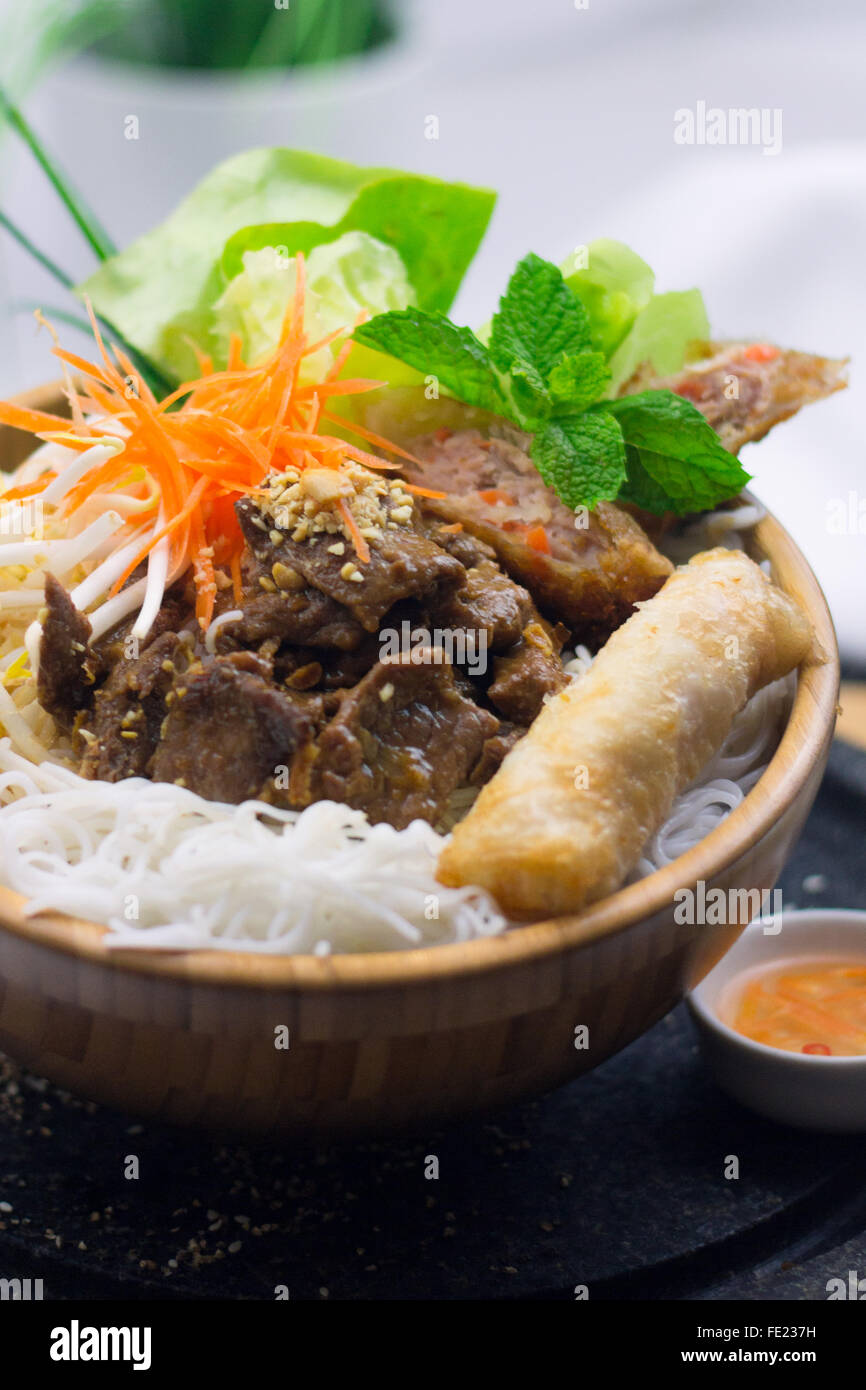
top-left (437, 548), bottom-right (813, 917)
top-left (621, 342), bottom-right (848, 454)
top-left (403, 429), bottom-right (673, 642)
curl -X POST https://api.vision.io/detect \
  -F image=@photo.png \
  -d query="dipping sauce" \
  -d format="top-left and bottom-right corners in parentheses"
top-left (724, 960), bottom-right (866, 1057)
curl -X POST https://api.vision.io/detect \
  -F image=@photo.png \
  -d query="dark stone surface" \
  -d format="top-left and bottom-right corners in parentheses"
top-left (0, 739), bottom-right (864, 1301)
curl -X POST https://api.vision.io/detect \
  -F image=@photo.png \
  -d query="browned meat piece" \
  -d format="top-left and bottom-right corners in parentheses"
top-left (236, 496), bottom-right (464, 634)
top-left (422, 520), bottom-right (498, 569)
top-left (217, 648), bottom-right (275, 681)
top-left (471, 722), bottom-right (525, 785)
top-left (403, 431), bottom-right (672, 640)
top-left (230, 587), bottom-right (365, 650)
top-left (624, 342), bottom-right (848, 454)
top-left (150, 657), bottom-right (317, 804)
top-left (432, 558), bottom-right (534, 654)
top-left (270, 640), bottom-right (379, 692)
top-left (37, 575), bottom-right (96, 727)
top-left (226, 511), bottom-right (366, 650)
top-left (94, 583), bottom-right (195, 670)
top-left (311, 654), bottom-right (499, 828)
top-left (487, 621), bottom-right (570, 724)
top-left (306, 636), bottom-right (383, 691)
top-left (79, 631), bottom-right (188, 781)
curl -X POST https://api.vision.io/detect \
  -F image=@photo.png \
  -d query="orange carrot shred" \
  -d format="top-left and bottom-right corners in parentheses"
top-left (337, 498), bottom-right (371, 565)
top-left (0, 254), bottom-right (424, 628)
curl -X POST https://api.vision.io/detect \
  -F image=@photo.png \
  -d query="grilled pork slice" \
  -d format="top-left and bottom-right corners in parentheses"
top-left (78, 630), bottom-right (189, 781)
top-left (310, 654), bottom-right (499, 829)
top-left (431, 558), bottom-right (535, 654)
top-left (487, 621), bottom-right (569, 723)
top-left (236, 478), bottom-right (464, 635)
top-left (623, 342), bottom-right (848, 454)
top-left (150, 658), bottom-right (317, 804)
top-left (37, 574), bottom-right (96, 728)
top-left (403, 430), bottom-right (672, 641)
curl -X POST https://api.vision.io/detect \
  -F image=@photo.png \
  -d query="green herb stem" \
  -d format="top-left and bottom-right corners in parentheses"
top-left (0, 85), bottom-right (116, 263)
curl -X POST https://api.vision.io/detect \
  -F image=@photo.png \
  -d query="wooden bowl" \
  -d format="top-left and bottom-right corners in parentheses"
top-left (0, 385), bottom-right (840, 1136)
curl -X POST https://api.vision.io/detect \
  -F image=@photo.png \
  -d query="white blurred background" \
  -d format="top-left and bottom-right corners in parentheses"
top-left (0, 0), bottom-right (863, 658)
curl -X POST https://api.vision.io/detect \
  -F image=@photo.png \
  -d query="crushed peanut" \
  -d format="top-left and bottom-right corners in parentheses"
top-left (258, 458), bottom-right (414, 556)
top-left (300, 468), bottom-right (354, 505)
top-left (271, 562), bottom-right (304, 593)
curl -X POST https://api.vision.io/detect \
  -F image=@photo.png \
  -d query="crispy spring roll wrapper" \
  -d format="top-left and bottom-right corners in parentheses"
top-left (437, 548), bottom-right (814, 918)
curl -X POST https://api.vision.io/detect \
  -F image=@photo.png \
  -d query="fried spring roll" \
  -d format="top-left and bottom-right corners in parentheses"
top-left (621, 342), bottom-right (848, 454)
top-left (437, 548), bottom-right (813, 917)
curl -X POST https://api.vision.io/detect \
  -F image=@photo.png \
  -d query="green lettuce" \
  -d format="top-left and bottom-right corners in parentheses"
top-left (78, 147), bottom-right (496, 383)
top-left (560, 238), bottom-right (654, 358)
top-left (212, 231), bottom-right (416, 368)
top-left (607, 289), bottom-right (710, 392)
top-left (560, 239), bottom-right (709, 392)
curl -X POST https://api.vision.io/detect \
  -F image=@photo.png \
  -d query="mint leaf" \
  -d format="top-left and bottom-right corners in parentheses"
top-left (490, 252), bottom-right (593, 381)
top-left (548, 351), bottom-right (611, 410)
top-left (354, 308), bottom-right (508, 416)
top-left (531, 409), bottom-right (626, 510)
top-left (616, 451), bottom-right (675, 514)
top-left (605, 389), bottom-right (750, 514)
top-left (506, 361), bottom-right (552, 428)
top-left (356, 255), bottom-right (742, 524)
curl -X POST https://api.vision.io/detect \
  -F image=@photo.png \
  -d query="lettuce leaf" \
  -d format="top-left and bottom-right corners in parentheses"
top-left (560, 240), bottom-right (710, 393)
top-left (607, 289), bottom-right (710, 392)
top-left (78, 147), bottom-right (496, 382)
top-left (560, 239), bottom-right (654, 358)
top-left (213, 232), bottom-right (415, 368)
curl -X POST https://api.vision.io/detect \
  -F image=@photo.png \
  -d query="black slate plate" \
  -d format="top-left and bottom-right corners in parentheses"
top-left (0, 740), bottom-right (864, 1301)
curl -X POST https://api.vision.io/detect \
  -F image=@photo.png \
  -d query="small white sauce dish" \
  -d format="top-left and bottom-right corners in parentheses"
top-left (687, 910), bottom-right (866, 1133)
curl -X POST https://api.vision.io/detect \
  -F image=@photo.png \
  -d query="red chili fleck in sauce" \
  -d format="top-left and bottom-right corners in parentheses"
top-left (727, 960), bottom-right (866, 1056)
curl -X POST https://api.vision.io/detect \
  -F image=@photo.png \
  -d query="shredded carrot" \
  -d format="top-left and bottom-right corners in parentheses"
top-left (182, 336), bottom-right (214, 376)
top-left (229, 549), bottom-right (243, 605)
top-left (227, 334), bottom-right (245, 371)
top-left (52, 346), bottom-right (118, 391)
top-left (319, 410), bottom-right (421, 464)
top-left (296, 377), bottom-right (383, 398)
top-left (404, 482), bottom-right (448, 500)
top-left (0, 268), bottom-right (420, 629)
top-left (2, 473), bottom-right (57, 500)
top-left (0, 401), bottom-right (96, 438)
top-left (336, 498), bottom-right (371, 565)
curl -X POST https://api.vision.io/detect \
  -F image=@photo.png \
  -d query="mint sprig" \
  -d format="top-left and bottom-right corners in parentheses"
top-left (533, 409), bottom-right (626, 511)
top-left (352, 308), bottom-right (509, 417)
top-left (607, 390), bottom-right (751, 515)
top-left (489, 252), bottom-right (593, 378)
top-left (354, 252), bottom-right (749, 515)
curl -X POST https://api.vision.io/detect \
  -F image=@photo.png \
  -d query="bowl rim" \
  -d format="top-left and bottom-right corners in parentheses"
top-left (0, 383), bottom-right (841, 992)
top-left (687, 911), bottom-right (866, 1067)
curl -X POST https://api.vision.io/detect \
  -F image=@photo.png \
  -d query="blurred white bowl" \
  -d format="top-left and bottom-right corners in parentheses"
top-left (688, 910), bottom-right (866, 1133)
